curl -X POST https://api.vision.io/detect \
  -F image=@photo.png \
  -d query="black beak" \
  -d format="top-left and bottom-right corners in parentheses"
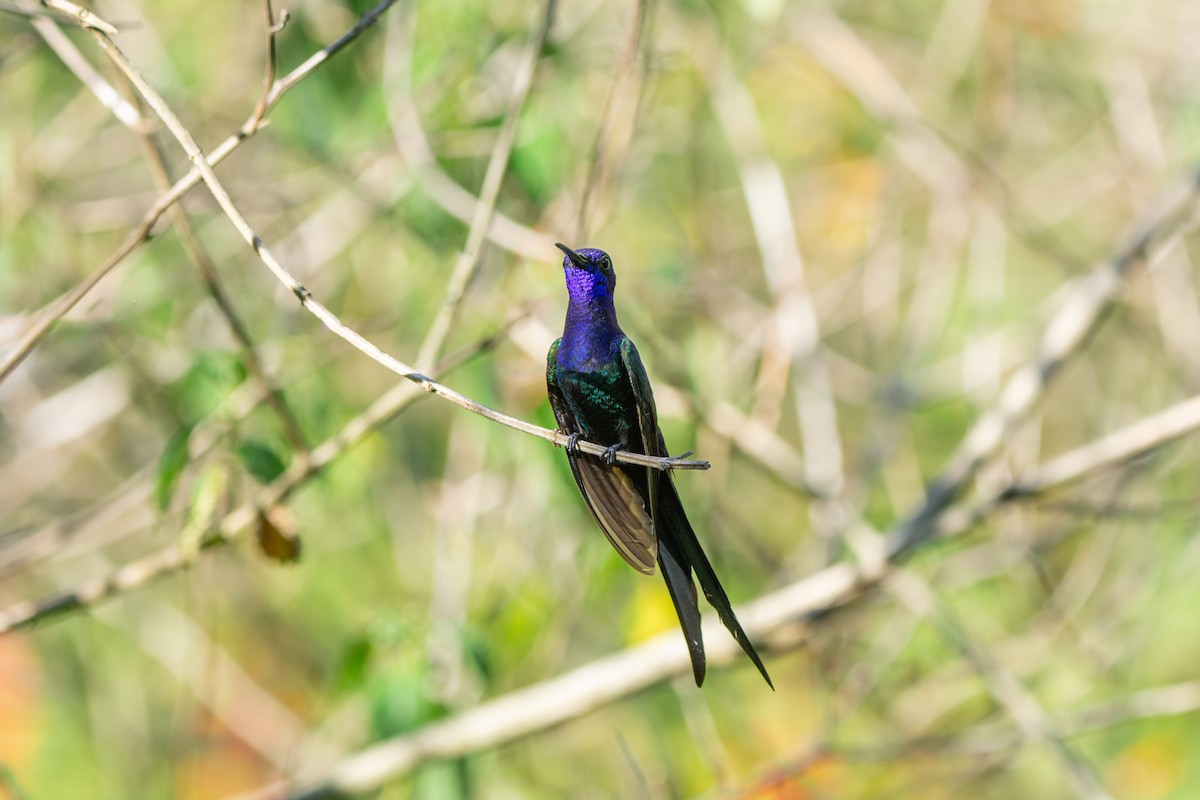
top-left (555, 242), bottom-right (588, 269)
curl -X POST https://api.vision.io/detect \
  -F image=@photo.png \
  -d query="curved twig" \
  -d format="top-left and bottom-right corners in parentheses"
top-left (0, 0), bottom-right (403, 384)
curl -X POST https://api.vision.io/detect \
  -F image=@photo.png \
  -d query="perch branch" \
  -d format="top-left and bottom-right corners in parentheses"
top-left (217, 173), bottom-right (1200, 797)
top-left (236, 385), bottom-right (1200, 799)
top-left (81, 17), bottom-right (703, 473)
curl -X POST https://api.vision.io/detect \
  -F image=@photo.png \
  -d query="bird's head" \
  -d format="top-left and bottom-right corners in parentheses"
top-left (556, 243), bottom-right (616, 305)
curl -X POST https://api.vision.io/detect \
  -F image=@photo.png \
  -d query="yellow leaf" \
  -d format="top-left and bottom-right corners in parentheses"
top-left (626, 580), bottom-right (678, 644)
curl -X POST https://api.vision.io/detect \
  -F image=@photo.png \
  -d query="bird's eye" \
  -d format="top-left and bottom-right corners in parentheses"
top-left (599, 256), bottom-right (612, 272)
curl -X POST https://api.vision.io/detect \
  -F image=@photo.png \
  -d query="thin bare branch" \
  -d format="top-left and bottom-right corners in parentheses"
top-left (0, 321), bottom-right (514, 634)
top-left (886, 571), bottom-right (1113, 800)
top-left (383, 11), bottom-right (555, 262)
top-left (890, 168), bottom-right (1200, 557)
top-left (212, 182), bottom-right (1200, 795)
top-left (84, 19), bottom-right (701, 473)
top-left (21, 5), bottom-right (142, 127)
top-left (0, 224), bottom-right (145, 384)
top-left (931, 390), bottom-right (1200, 540)
top-left (415, 0), bottom-right (557, 371)
top-left (0, 0), bottom-right (403, 384)
top-left (120, 81), bottom-right (309, 451)
top-left (1013, 392), bottom-right (1200, 496)
top-left (10, 1), bottom-right (654, 481)
top-left (703, 40), bottom-right (847, 553)
top-left (574, 0), bottom-right (649, 240)
top-left (40, 0), bottom-right (112, 32)
top-left (247, 0), bottom-right (286, 131)
top-left (262, 0), bottom-right (396, 112)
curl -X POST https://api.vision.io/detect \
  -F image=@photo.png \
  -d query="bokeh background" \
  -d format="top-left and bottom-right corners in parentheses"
top-left (4, 0), bottom-right (1200, 797)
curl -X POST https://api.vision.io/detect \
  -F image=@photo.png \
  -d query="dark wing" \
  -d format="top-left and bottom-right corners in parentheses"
top-left (621, 337), bottom-right (711, 685)
top-left (547, 339), bottom-right (657, 574)
top-left (618, 337), bottom-right (661, 524)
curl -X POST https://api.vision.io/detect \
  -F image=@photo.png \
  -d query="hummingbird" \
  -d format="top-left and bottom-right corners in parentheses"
top-left (546, 243), bottom-right (772, 688)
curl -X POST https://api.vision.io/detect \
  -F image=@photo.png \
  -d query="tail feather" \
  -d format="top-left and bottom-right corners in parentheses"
top-left (658, 478), bottom-right (774, 689)
top-left (658, 537), bottom-right (706, 685)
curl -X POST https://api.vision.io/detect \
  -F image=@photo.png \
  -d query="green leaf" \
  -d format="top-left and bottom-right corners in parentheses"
top-left (332, 636), bottom-right (374, 695)
top-left (237, 439), bottom-right (288, 484)
top-left (457, 624), bottom-right (493, 685)
top-left (155, 425), bottom-right (193, 512)
top-left (179, 463), bottom-right (229, 560)
top-left (175, 350), bottom-right (247, 424)
top-left (367, 664), bottom-right (443, 740)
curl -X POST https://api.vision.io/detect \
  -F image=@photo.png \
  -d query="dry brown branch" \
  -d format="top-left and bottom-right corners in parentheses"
top-left (247, 0), bottom-right (286, 130)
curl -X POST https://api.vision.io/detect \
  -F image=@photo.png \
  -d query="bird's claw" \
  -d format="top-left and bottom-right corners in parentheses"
top-left (565, 433), bottom-right (581, 453)
top-left (602, 443), bottom-right (623, 465)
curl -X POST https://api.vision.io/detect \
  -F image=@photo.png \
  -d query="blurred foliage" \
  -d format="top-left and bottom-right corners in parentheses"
top-left (3, 0), bottom-right (1200, 798)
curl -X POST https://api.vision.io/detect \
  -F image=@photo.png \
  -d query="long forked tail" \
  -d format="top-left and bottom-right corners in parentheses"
top-left (659, 538), bottom-right (706, 685)
top-left (658, 478), bottom-right (774, 689)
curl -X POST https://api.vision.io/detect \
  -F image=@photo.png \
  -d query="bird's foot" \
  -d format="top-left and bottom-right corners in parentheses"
top-left (565, 433), bottom-right (581, 453)
top-left (602, 443), bottom-right (623, 465)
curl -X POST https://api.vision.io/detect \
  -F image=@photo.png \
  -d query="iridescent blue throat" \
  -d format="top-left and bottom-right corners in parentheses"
top-left (558, 251), bottom-right (622, 371)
